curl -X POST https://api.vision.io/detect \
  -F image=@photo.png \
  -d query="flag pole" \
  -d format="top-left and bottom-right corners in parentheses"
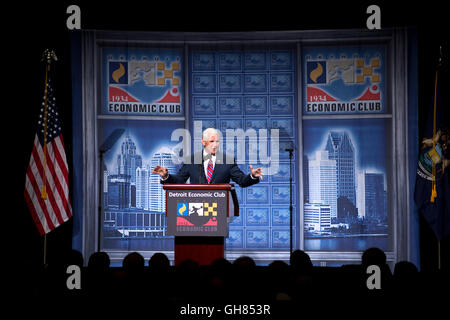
top-left (438, 240), bottom-right (441, 270)
top-left (433, 45), bottom-right (444, 271)
top-left (436, 45), bottom-right (443, 271)
top-left (43, 234), bottom-right (47, 266)
top-left (40, 49), bottom-right (58, 266)
top-left (41, 63), bottom-right (49, 200)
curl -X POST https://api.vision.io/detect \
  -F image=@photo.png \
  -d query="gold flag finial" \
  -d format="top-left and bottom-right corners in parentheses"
top-left (41, 49), bottom-right (58, 65)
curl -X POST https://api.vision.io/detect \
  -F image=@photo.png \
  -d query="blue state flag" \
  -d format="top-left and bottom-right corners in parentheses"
top-left (414, 62), bottom-right (450, 241)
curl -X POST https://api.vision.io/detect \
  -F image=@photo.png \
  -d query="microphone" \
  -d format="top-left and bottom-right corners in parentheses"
top-left (285, 148), bottom-right (294, 152)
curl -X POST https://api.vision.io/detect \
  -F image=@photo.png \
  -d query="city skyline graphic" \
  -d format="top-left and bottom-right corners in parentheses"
top-left (302, 120), bottom-right (390, 250)
top-left (100, 120), bottom-right (182, 249)
top-left (101, 125), bottom-right (388, 248)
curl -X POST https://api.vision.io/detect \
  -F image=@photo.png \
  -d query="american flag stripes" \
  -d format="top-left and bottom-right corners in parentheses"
top-left (25, 67), bottom-right (72, 235)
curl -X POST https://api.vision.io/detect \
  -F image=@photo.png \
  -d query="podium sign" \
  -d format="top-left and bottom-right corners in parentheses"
top-left (166, 188), bottom-right (229, 236)
top-left (164, 184), bottom-right (238, 265)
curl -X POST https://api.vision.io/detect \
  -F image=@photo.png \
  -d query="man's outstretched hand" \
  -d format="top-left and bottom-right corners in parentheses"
top-left (152, 165), bottom-right (168, 179)
top-left (250, 165), bottom-right (263, 180)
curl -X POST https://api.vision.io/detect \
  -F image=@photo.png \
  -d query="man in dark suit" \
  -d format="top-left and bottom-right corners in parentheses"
top-left (153, 128), bottom-right (262, 265)
top-left (153, 128), bottom-right (263, 187)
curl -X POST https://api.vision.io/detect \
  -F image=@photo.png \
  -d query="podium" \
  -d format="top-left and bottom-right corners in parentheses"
top-left (163, 184), bottom-right (239, 265)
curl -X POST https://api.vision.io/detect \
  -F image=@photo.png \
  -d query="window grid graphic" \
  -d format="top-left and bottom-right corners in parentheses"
top-left (190, 48), bottom-right (298, 250)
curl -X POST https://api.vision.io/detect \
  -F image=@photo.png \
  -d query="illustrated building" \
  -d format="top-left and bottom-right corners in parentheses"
top-left (103, 136), bottom-right (173, 240)
top-left (364, 172), bottom-right (386, 221)
top-left (136, 166), bottom-right (150, 210)
top-left (357, 171), bottom-right (386, 221)
top-left (117, 134), bottom-right (142, 184)
top-left (324, 131), bottom-right (356, 206)
top-left (150, 147), bottom-right (177, 212)
top-left (308, 150), bottom-right (337, 218)
top-left (304, 203), bottom-right (331, 232)
top-left (107, 174), bottom-right (131, 209)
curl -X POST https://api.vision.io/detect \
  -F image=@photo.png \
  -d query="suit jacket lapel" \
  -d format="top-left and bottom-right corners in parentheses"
top-left (195, 152), bottom-right (207, 184)
top-left (198, 163), bottom-right (207, 184)
top-left (210, 155), bottom-right (223, 183)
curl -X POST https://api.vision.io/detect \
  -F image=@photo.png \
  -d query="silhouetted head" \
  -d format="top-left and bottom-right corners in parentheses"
top-left (233, 256), bottom-right (256, 272)
top-left (211, 258), bottom-right (232, 272)
top-left (361, 247), bottom-right (386, 268)
top-left (290, 250), bottom-right (313, 273)
top-left (123, 252), bottom-right (145, 273)
top-left (148, 252), bottom-right (170, 271)
top-left (268, 260), bottom-right (289, 276)
top-left (269, 260), bottom-right (288, 270)
top-left (88, 251), bottom-right (110, 271)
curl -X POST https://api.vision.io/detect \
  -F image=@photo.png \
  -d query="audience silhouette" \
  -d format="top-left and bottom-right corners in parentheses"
top-left (361, 247), bottom-right (393, 292)
top-left (28, 247), bottom-right (447, 315)
top-left (86, 251), bottom-right (111, 297)
top-left (290, 249), bottom-right (313, 274)
top-left (148, 252), bottom-right (170, 272)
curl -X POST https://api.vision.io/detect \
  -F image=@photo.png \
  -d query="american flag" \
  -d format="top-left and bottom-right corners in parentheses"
top-left (25, 68), bottom-right (72, 235)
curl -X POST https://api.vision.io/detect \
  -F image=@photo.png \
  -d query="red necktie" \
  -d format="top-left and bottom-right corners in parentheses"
top-left (206, 159), bottom-right (214, 183)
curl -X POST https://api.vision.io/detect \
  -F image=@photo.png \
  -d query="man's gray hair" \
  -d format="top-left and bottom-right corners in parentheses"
top-left (202, 128), bottom-right (220, 140)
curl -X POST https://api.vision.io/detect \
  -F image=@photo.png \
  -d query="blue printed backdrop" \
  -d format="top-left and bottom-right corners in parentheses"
top-left (302, 44), bottom-right (392, 252)
top-left (190, 48), bottom-right (298, 250)
top-left (302, 119), bottom-right (392, 251)
top-left (303, 45), bottom-right (386, 115)
top-left (99, 119), bottom-right (184, 251)
top-left (91, 44), bottom-right (392, 255)
top-left (102, 47), bottom-right (184, 117)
